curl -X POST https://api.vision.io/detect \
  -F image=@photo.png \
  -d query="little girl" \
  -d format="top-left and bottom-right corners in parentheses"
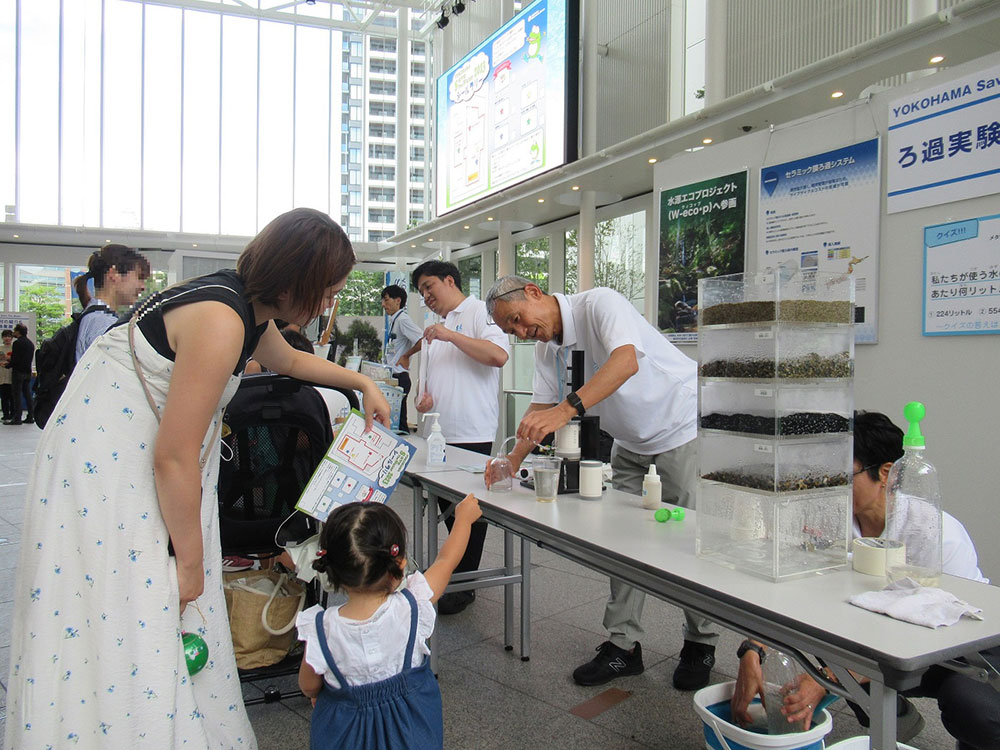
top-left (297, 494), bottom-right (482, 749)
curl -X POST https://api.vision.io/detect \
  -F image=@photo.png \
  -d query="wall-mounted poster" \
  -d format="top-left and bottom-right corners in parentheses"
top-left (888, 62), bottom-right (1000, 214)
top-left (922, 213), bottom-right (1000, 336)
top-left (758, 138), bottom-right (880, 343)
top-left (658, 171), bottom-right (747, 343)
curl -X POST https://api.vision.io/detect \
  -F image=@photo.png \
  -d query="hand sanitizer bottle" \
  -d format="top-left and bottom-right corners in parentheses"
top-left (421, 412), bottom-right (446, 467)
top-left (641, 464), bottom-right (661, 509)
top-left (885, 401), bottom-right (942, 587)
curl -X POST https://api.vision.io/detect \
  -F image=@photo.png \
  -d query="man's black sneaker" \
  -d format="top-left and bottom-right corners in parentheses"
top-left (437, 590), bottom-right (475, 615)
top-left (672, 640), bottom-right (716, 690)
top-left (572, 641), bottom-right (644, 686)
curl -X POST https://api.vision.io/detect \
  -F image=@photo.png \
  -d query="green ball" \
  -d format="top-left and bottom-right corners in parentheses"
top-left (671, 507), bottom-right (686, 521)
top-left (183, 631), bottom-right (209, 676)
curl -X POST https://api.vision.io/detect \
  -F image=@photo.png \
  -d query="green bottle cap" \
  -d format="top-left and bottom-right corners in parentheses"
top-left (902, 401), bottom-right (926, 449)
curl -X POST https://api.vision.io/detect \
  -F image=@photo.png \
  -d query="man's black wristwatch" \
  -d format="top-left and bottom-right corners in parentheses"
top-left (737, 640), bottom-right (766, 664)
top-left (565, 391), bottom-right (585, 417)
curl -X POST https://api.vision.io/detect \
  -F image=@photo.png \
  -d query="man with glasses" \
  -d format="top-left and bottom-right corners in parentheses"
top-left (411, 260), bottom-right (510, 614)
top-left (483, 275), bottom-right (719, 691)
top-left (730, 411), bottom-right (994, 747)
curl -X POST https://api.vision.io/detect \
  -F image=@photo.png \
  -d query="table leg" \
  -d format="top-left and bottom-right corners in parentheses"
top-left (520, 537), bottom-right (531, 662)
top-left (504, 531), bottom-right (514, 652)
top-left (428, 488), bottom-right (440, 676)
top-left (412, 483), bottom-right (424, 570)
top-left (869, 680), bottom-right (898, 750)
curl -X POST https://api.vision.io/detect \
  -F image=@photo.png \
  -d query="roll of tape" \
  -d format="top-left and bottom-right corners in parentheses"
top-left (852, 537), bottom-right (906, 576)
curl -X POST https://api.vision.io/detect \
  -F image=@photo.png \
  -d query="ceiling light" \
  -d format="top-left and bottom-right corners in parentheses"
top-left (305, 0), bottom-right (316, 4)
top-left (452, 1), bottom-right (465, 14)
top-left (487, 216), bottom-right (494, 221)
top-left (929, 55), bottom-right (945, 64)
top-left (571, 185), bottom-right (580, 191)
top-left (648, 157), bottom-right (657, 164)
top-left (463, 225), bottom-right (470, 229)
top-left (702, 138), bottom-right (713, 144)
top-left (831, 90), bottom-right (844, 99)
top-left (12, 234), bottom-right (19, 238)
top-left (428, 237), bottom-right (433, 241)
top-left (411, 244), bottom-right (417, 248)
top-left (192, 243), bottom-right (198, 247)
top-left (537, 198), bottom-right (545, 203)
top-left (436, 4), bottom-right (449, 29)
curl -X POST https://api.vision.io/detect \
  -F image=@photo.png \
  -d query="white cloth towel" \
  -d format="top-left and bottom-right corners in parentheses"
top-left (848, 577), bottom-right (984, 628)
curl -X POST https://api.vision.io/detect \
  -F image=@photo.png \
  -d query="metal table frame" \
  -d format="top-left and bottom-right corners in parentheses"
top-left (402, 446), bottom-right (1000, 750)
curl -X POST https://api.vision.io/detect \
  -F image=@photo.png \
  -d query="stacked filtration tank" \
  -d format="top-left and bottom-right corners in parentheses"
top-left (695, 271), bottom-right (854, 581)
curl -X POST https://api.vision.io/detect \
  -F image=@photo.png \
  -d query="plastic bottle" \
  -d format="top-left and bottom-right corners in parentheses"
top-left (884, 401), bottom-right (942, 587)
top-left (762, 649), bottom-right (806, 735)
top-left (421, 412), bottom-right (446, 467)
top-left (641, 464), bottom-right (661, 509)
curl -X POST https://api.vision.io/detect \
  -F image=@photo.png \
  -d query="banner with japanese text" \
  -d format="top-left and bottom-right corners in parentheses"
top-left (887, 63), bottom-right (1000, 213)
top-left (758, 139), bottom-right (880, 343)
top-left (658, 170), bottom-right (747, 343)
top-left (922, 214), bottom-right (1000, 336)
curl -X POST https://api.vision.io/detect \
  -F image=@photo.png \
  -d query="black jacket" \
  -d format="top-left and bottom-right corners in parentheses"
top-left (10, 335), bottom-right (35, 374)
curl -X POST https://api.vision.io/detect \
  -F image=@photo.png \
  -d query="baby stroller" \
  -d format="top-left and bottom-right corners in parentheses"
top-left (218, 373), bottom-right (358, 704)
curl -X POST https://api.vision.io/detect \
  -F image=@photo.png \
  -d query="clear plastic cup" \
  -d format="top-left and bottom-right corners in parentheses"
top-left (533, 456), bottom-right (561, 502)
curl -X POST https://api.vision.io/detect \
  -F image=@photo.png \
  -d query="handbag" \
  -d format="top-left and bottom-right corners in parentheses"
top-left (223, 567), bottom-right (307, 669)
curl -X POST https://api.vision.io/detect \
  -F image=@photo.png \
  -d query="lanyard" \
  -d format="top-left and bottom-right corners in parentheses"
top-left (557, 347), bottom-right (569, 402)
top-left (384, 310), bottom-right (402, 359)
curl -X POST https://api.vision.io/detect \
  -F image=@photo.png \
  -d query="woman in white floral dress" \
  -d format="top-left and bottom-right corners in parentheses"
top-left (6, 208), bottom-right (391, 749)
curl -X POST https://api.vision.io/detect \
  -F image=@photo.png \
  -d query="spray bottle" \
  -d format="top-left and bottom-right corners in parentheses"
top-left (884, 401), bottom-right (942, 586)
top-left (421, 412), bottom-right (446, 467)
top-left (641, 464), bottom-right (661, 509)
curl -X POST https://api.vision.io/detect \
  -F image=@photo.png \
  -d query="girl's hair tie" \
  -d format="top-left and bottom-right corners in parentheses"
top-left (316, 549), bottom-right (327, 557)
top-left (389, 544), bottom-right (400, 558)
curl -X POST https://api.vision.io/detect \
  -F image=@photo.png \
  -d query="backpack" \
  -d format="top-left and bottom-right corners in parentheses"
top-left (33, 305), bottom-right (110, 428)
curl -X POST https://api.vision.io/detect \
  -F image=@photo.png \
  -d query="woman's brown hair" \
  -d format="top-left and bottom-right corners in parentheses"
top-left (74, 244), bottom-right (150, 307)
top-left (237, 208), bottom-right (355, 318)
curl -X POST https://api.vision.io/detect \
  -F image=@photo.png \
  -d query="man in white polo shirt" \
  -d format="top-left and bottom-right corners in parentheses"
top-left (483, 275), bottom-right (718, 691)
top-left (412, 260), bottom-right (510, 614)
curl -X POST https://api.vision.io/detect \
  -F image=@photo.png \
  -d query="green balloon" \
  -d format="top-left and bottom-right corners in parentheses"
top-left (183, 631), bottom-right (209, 676)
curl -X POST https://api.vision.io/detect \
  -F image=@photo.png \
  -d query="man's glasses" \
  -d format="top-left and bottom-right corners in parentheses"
top-left (853, 464), bottom-right (877, 477)
top-left (486, 285), bottom-right (528, 327)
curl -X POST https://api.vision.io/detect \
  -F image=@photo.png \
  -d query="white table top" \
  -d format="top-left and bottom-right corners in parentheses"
top-left (401, 438), bottom-right (1000, 683)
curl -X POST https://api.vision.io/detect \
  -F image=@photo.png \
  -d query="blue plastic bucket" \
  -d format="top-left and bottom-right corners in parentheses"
top-left (693, 682), bottom-right (833, 750)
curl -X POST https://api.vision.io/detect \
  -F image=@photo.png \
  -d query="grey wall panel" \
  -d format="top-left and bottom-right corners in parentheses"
top-left (724, 0), bottom-right (913, 98)
top-left (593, 1), bottom-right (673, 151)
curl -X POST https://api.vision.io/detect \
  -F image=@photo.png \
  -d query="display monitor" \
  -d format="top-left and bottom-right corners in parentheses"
top-left (435, 0), bottom-right (579, 216)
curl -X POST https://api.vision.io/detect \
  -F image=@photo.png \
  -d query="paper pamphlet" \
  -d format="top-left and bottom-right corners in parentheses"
top-left (296, 409), bottom-right (416, 523)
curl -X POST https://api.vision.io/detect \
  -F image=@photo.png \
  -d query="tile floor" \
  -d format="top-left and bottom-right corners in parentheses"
top-left (0, 424), bottom-right (957, 748)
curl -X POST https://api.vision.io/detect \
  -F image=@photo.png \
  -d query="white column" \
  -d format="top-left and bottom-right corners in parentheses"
top-left (668, 0), bottom-right (686, 120)
top-left (549, 228), bottom-right (565, 293)
top-left (644, 196), bottom-right (658, 323)
top-left (704, 0), bottom-right (727, 107)
top-left (578, 192), bottom-right (596, 291)
top-left (578, 0), bottom-right (598, 291)
top-left (498, 223), bottom-right (515, 277)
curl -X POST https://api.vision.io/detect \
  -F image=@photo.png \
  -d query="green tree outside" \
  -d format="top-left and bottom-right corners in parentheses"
top-left (20, 283), bottom-right (69, 340)
top-left (564, 215), bottom-right (645, 303)
top-left (515, 237), bottom-right (550, 293)
top-left (338, 269), bottom-right (386, 317)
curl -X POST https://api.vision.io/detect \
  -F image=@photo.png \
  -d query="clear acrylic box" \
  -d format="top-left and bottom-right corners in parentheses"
top-left (696, 270), bottom-right (854, 580)
top-left (696, 482), bottom-right (851, 580)
top-left (700, 431), bottom-right (851, 492)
